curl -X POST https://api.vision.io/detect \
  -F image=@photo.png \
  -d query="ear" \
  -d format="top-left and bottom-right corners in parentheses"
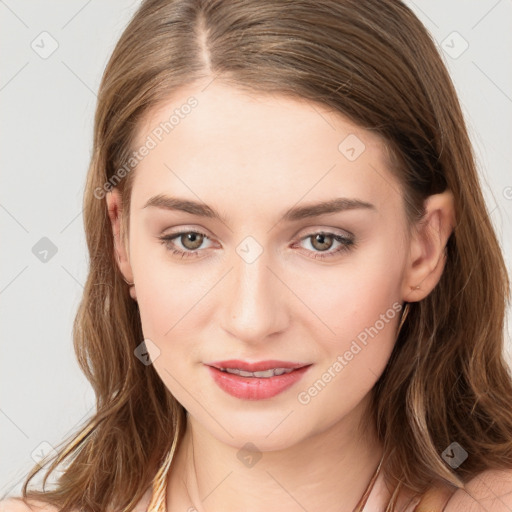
top-left (402, 190), bottom-right (455, 302)
top-left (106, 188), bottom-right (136, 299)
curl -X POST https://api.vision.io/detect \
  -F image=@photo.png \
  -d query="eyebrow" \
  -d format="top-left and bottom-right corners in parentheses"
top-left (142, 194), bottom-right (376, 223)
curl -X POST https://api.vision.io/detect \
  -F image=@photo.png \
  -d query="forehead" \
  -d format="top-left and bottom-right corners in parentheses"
top-left (129, 81), bottom-right (400, 214)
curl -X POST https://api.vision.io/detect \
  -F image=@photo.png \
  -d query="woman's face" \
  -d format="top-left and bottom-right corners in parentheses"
top-left (115, 81), bottom-right (413, 449)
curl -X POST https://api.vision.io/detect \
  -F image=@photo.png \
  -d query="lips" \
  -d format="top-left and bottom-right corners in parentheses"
top-left (206, 360), bottom-right (312, 400)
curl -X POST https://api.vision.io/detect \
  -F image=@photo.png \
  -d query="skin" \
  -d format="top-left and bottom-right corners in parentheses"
top-left (107, 79), bottom-right (455, 512)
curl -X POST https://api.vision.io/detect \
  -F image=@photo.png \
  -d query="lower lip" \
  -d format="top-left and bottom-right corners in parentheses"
top-left (206, 365), bottom-right (311, 400)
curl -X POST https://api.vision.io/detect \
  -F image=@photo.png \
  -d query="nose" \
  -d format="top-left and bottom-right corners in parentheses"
top-left (221, 247), bottom-right (289, 345)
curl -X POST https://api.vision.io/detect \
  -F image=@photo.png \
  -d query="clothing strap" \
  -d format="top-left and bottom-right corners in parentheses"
top-left (352, 454), bottom-right (385, 512)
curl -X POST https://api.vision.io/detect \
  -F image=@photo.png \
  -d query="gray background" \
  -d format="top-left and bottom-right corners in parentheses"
top-left (1, 0), bottom-right (511, 496)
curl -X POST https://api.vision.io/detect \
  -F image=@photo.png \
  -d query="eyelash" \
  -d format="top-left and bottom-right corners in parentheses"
top-left (158, 230), bottom-right (355, 260)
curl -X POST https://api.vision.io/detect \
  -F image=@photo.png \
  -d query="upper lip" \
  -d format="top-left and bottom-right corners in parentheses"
top-left (207, 360), bottom-right (310, 372)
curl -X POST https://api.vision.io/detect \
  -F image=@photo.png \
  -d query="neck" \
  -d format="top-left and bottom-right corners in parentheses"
top-left (167, 393), bottom-right (384, 512)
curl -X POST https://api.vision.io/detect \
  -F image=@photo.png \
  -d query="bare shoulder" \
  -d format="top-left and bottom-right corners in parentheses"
top-left (0, 487), bottom-right (152, 512)
top-left (444, 468), bottom-right (512, 512)
top-left (0, 498), bottom-right (59, 512)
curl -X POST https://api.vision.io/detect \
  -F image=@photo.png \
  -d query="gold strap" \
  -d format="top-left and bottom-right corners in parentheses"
top-left (352, 454), bottom-right (385, 512)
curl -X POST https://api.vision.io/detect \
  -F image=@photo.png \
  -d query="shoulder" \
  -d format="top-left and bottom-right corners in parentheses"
top-left (444, 468), bottom-right (512, 512)
top-left (0, 487), bottom-right (152, 512)
top-left (0, 498), bottom-right (59, 512)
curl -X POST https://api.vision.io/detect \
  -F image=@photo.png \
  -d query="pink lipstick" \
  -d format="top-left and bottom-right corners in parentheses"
top-left (206, 359), bottom-right (311, 400)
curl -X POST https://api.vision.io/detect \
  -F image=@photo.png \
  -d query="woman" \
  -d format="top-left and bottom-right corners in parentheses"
top-left (2, 0), bottom-right (512, 511)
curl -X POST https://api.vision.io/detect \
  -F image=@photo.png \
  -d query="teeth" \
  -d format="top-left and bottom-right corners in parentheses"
top-left (220, 367), bottom-right (295, 378)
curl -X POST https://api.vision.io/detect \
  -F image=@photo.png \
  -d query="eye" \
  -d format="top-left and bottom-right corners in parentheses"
top-left (295, 231), bottom-right (355, 260)
top-left (157, 229), bottom-right (355, 261)
top-left (158, 230), bottom-right (212, 259)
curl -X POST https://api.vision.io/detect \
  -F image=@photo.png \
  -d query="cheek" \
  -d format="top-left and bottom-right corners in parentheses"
top-left (295, 283), bottom-right (402, 421)
top-left (130, 239), bottom-right (206, 341)
top-left (291, 236), bottom-right (404, 344)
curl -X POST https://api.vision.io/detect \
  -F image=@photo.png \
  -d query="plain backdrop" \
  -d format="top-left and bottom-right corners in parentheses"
top-left (1, 0), bottom-right (511, 496)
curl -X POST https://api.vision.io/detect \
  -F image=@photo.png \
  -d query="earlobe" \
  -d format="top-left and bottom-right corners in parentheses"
top-left (106, 189), bottom-right (135, 291)
top-left (402, 190), bottom-right (455, 302)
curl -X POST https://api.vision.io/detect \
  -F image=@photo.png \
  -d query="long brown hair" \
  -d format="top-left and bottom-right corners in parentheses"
top-left (8, 0), bottom-right (512, 510)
